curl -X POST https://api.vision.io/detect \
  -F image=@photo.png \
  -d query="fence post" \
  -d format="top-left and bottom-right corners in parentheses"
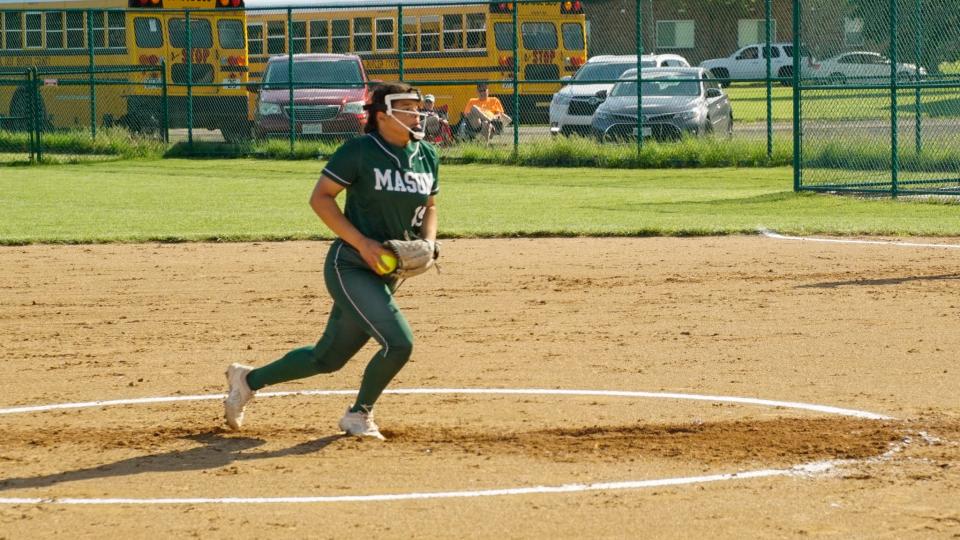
top-left (26, 69), bottom-right (36, 162)
top-left (186, 10), bottom-right (194, 149)
top-left (511, 5), bottom-right (519, 158)
top-left (161, 59), bottom-right (170, 144)
top-left (635, 0), bottom-right (643, 156)
top-left (288, 7), bottom-right (295, 155)
top-left (890, 0), bottom-right (899, 198)
top-left (31, 68), bottom-right (42, 162)
top-left (913, 0), bottom-right (922, 155)
top-left (398, 5), bottom-right (404, 81)
top-left (88, 9), bottom-right (97, 139)
top-left (792, 0), bottom-right (801, 192)
top-left (765, 0), bottom-right (773, 159)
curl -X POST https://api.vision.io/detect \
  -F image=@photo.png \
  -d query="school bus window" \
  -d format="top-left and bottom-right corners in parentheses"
top-left (135, 18), bottom-right (163, 48)
top-left (90, 11), bottom-right (105, 48)
top-left (353, 17), bottom-right (371, 53)
top-left (466, 13), bottom-right (485, 50)
top-left (45, 12), bottom-right (64, 48)
top-left (493, 22), bottom-right (513, 50)
top-left (218, 19), bottom-right (244, 49)
top-left (309, 20), bottom-right (327, 53)
top-left (419, 16), bottom-right (439, 52)
top-left (170, 18), bottom-right (213, 49)
top-left (522, 22), bottom-right (556, 50)
top-left (375, 18), bottom-right (393, 52)
top-left (246, 23), bottom-right (263, 54)
top-left (66, 11), bottom-right (85, 49)
top-left (5, 12), bottom-right (22, 50)
top-left (562, 23), bottom-right (583, 50)
top-left (108, 12), bottom-right (126, 48)
top-left (442, 14), bottom-right (462, 51)
top-left (401, 16), bottom-right (416, 53)
top-left (266, 20), bottom-right (284, 54)
top-left (331, 19), bottom-right (349, 53)
top-left (24, 12), bottom-right (41, 48)
top-left (291, 21), bottom-right (306, 53)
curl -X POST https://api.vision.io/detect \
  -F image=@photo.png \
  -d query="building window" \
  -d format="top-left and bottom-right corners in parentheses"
top-left (738, 19), bottom-right (776, 48)
top-left (46, 12), bottom-right (65, 49)
top-left (353, 17), bottom-right (371, 53)
top-left (375, 18), bottom-right (393, 51)
top-left (656, 20), bottom-right (694, 49)
top-left (844, 17), bottom-right (864, 47)
top-left (331, 19), bottom-right (349, 53)
top-left (247, 23), bottom-right (263, 55)
top-left (420, 15), bottom-right (439, 52)
top-left (25, 12), bottom-right (43, 48)
top-left (291, 21), bottom-right (306, 53)
top-left (401, 16), bottom-right (417, 53)
top-left (267, 21), bottom-right (285, 54)
top-left (309, 20), bottom-right (328, 52)
top-left (442, 14), bottom-right (463, 51)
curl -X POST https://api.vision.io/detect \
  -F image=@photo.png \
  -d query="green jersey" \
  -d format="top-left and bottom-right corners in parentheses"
top-left (322, 133), bottom-right (439, 243)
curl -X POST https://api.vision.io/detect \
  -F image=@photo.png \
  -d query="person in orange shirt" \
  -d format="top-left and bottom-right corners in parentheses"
top-left (462, 82), bottom-right (512, 142)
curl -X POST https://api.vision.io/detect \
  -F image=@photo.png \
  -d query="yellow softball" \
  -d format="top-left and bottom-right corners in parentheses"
top-left (377, 253), bottom-right (398, 275)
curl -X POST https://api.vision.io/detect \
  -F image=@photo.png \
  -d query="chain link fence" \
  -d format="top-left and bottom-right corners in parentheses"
top-left (796, 0), bottom-right (960, 195)
top-left (1, 0), bottom-right (956, 191)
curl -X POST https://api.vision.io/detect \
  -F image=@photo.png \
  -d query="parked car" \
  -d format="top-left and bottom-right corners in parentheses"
top-left (591, 67), bottom-right (733, 142)
top-left (549, 54), bottom-right (690, 136)
top-left (252, 54), bottom-right (370, 139)
top-left (817, 51), bottom-right (926, 84)
top-left (700, 42), bottom-right (817, 86)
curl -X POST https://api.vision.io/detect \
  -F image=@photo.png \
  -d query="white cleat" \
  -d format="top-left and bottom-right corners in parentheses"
top-left (338, 408), bottom-right (386, 441)
top-left (224, 363), bottom-right (255, 430)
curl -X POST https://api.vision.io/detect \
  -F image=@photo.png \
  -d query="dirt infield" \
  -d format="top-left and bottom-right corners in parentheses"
top-left (1, 237), bottom-right (958, 539)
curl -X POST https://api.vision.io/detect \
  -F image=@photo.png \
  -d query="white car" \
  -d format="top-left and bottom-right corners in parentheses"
top-left (700, 42), bottom-right (817, 85)
top-left (549, 54), bottom-right (690, 136)
top-left (817, 51), bottom-right (926, 84)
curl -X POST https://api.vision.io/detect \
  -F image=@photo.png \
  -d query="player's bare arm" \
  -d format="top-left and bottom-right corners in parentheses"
top-left (420, 195), bottom-right (438, 243)
top-left (310, 175), bottom-right (390, 272)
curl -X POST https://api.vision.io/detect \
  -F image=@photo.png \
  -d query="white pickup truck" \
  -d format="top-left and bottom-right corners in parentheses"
top-left (700, 42), bottom-right (818, 85)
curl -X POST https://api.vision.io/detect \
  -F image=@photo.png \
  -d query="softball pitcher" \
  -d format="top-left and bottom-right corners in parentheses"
top-left (223, 82), bottom-right (440, 440)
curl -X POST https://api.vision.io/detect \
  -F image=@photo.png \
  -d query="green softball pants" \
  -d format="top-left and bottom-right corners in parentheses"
top-left (245, 239), bottom-right (414, 412)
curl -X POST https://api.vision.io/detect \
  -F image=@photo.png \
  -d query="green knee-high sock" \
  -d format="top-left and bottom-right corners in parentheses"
top-left (246, 346), bottom-right (321, 391)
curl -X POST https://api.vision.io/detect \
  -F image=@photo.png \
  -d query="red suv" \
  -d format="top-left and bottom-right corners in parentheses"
top-left (253, 54), bottom-right (370, 138)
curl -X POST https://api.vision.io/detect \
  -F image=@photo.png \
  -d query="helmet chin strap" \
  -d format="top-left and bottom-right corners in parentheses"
top-left (385, 92), bottom-right (427, 141)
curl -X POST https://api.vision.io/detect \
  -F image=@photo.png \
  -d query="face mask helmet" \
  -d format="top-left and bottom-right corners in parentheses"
top-left (384, 91), bottom-right (427, 141)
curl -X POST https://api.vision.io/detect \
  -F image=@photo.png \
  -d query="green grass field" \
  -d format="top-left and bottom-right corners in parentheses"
top-left (2, 159), bottom-right (959, 244)
top-left (726, 86), bottom-right (960, 122)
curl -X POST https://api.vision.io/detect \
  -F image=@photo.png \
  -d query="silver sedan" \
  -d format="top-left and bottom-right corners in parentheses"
top-left (591, 67), bottom-right (733, 142)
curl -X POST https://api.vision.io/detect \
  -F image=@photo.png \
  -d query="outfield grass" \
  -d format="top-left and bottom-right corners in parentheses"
top-left (2, 159), bottom-right (959, 244)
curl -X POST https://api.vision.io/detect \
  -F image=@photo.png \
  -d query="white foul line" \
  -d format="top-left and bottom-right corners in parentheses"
top-left (0, 387), bottom-right (892, 420)
top-left (760, 228), bottom-right (960, 249)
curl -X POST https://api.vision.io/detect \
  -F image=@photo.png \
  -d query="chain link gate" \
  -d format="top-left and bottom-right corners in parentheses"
top-left (795, 0), bottom-right (960, 196)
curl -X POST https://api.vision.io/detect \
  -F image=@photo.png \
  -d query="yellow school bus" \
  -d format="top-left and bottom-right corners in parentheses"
top-left (243, 0), bottom-right (587, 124)
top-left (0, 0), bottom-right (249, 140)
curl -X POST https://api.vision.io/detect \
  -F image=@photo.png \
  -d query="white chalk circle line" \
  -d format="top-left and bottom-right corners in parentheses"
top-left (0, 387), bottom-right (897, 505)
